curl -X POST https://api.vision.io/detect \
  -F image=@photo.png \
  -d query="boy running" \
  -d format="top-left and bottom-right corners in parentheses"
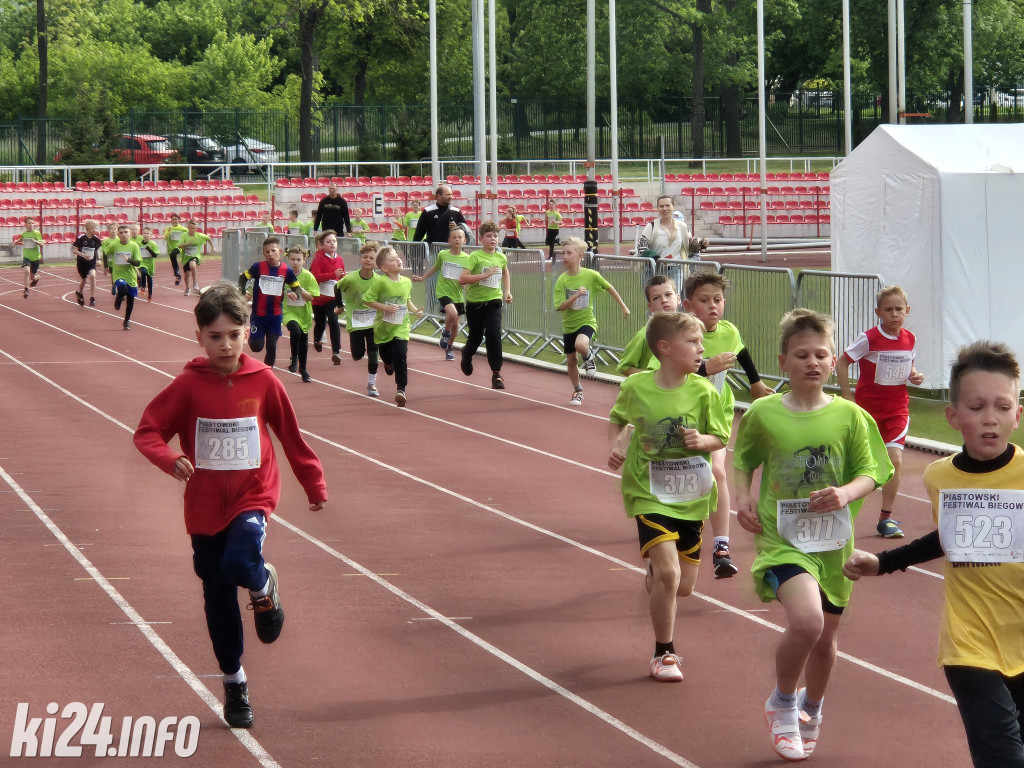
top-left (178, 220), bottom-right (213, 297)
top-left (72, 219), bottom-right (102, 307)
top-left (19, 216), bottom-right (44, 299)
top-left (104, 223), bottom-right (142, 330)
top-left (412, 225), bottom-right (472, 361)
top-left (336, 243), bottom-right (384, 397)
top-left (459, 220), bottom-right (513, 390)
top-left (165, 213), bottom-right (188, 285)
top-left (282, 246), bottom-right (320, 383)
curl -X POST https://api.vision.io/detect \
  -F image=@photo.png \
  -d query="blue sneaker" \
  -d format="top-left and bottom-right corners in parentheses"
top-left (877, 519), bottom-right (904, 538)
top-left (439, 329), bottom-right (451, 349)
top-left (445, 349), bottom-right (455, 361)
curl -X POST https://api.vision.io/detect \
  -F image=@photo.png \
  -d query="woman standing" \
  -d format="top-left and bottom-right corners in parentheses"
top-left (635, 195), bottom-right (707, 259)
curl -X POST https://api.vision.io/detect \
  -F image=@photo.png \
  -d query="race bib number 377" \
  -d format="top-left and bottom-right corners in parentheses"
top-left (195, 417), bottom-right (261, 470)
top-left (938, 489), bottom-right (1024, 562)
top-left (777, 499), bottom-right (853, 553)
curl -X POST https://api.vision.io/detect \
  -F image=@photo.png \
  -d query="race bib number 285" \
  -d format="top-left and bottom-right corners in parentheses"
top-left (938, 489), bottom-right (1024, 562)
top-left (194, 417), bottom-right (261, 470)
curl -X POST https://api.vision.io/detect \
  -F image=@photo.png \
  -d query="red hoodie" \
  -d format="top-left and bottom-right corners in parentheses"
top-left (310, 250), bottom-right (346, 306)
top-left (133, 354), bottom-right (327, 535)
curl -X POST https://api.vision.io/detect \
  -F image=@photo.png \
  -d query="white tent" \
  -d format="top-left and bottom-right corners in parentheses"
top-left (832, 123), bottom-right (1024, 389)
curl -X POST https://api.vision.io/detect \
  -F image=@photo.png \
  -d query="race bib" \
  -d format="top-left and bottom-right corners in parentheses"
top-left (441, 261), bottom-right (463, 280)
top-left (80, 247), bottom-right (95, 259)
top-left (567, 288), bottom-right (589, 310)
top-left (183, 244), bottom-right (199, 257)
top-left (938, 489), bottom-right (1024, 563)
top-left (480, 268), bottom-right (502, 289)
top-left (350, 308), bottom-right (376, 329)
top-left (258, 274), bottom-right (285, 297)
top-left (318, 279), bottom-right (337, 297)
top-left (285, 292), bottom-right (305, 307)
top-left (648, 457), bottom-right (714, 504)
top-left (707, 369), bottom-right (727, 393)
top-left (776, 499), bottom-right (853, 553)
top-left (114, 249), bottom-right (132, 265)
top-left (383, 305), bottom-right (407, 325)
top-left (194, 417), bottom-right (261, 471)
top-left (874, 351), bottom-right (913, 386)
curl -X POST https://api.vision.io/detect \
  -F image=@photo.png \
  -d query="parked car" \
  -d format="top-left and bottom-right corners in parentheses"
top-left (221, 137), bottom-right (279, 172)
top-left (54, 133), bottom-right (173, 166)
top-left (165, 134), bottom-right (225, 168)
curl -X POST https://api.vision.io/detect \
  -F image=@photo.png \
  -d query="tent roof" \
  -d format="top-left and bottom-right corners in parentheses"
top-left (832, 124), bottom-right (1024, 176)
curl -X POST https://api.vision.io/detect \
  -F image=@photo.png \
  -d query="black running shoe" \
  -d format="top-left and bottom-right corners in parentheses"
top-left (248, 563), bottom-right (284, 644)
top-left (223, 681), bottom-right (253, 728)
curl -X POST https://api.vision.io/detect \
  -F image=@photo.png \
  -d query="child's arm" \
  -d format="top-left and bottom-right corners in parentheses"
top-left (412, 262), bottom-right (439, 282)
top-left (682, 428), bottom-right (725, 454)
top-left (807, 474), bottom-right (878, 513)
top-left (836, 356), bottom-right (855, 401)
top-left (606, 284), bottom-right (631, 319)
top-left (406, 298), bottom-right (424, 317)
top-left (843, 529), bottom-right (944, 580)
top-left (909, 366), bottom-right (925, 386)
top-left (555, 289), bottom-right (586, 312)
top-left (502, 263), bottom-right (512, 303)
top-left (459, 266), bottom-right (498, 285)
top-left (608, 421), bottom-right (630, 470)
top-left (265, 376), bottom-right (328, 509)
top-left (730, 465), bottom-right (761, 533)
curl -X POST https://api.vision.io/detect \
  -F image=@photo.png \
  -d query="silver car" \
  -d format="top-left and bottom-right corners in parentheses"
top-left (223, 137), bottom-right (279, 172)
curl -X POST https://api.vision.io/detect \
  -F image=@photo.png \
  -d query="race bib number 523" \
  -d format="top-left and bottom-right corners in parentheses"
top-left (938, 489), bottom-right (1024, 562)
top-left (194, 417), bottom-right (261, 470)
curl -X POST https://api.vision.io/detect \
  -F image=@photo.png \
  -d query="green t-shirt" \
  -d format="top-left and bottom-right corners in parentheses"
top-left (731, 394), bottom-right (894, 607)
top-left (105, 240), bottom-right (141, 287)
top-left (464, 249), bottom-right (508, 303)
top-left (135, 236), bottom-right (159, 272)
top-left (700, 320), bottom-right (745, 412)
top-left (20, 230), bottom-right (43, 261)
top-left (282, 268), bottom-right (320, 333)
top-left (287, 220), bottom-right (312, 237)
top-left (165, 225), bottom-right (188, 253)
top-left (433, 249), bottom-right (472, 304)
top-left (544, 210), bottom-right (563, 229)
top-left (177, 233), bottom-right (212, 264)
top-left (350, 218), bottom-right (368, 245)
top-left (363, 275), bottom-right (414, 344)
top-left (101, 236), bottom-right (119, 269)
top-left (337, 271), bottom-right (383, 334)
top-left (554, 267), bottom-right (610, 334)
top-left (609, 371), bottom-right (732, 521)
top-left (617, 323), bottom-right (657, 375)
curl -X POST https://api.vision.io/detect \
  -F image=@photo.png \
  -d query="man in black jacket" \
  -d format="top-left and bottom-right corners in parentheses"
top-left (412, 184), bottom-right (467, 244)
top-left (313, 183), bottom-right (351, 236)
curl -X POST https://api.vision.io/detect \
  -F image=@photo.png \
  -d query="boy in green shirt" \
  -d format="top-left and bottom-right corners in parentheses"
top-left (136, 226), bottom-right (160, 302)
top-left (617, 275), bottom-right (683, 377)
top-left (283, 245), bottom-right (320, 383)
top-left (178, 220), bottom-right (213, 297)
top-left (608, 312), bottom-right (731, 683)
top-left (412, 225), bottom-right (472, 361)
top-left (553, 236), bottom-right (630, 405)
top-left (458, 220), bottom-right (513, 390)
top-left (336, 242), bottom-right (384, 397)
top-left (165, 213), bottom-right (188, 285)
top-left (543, 199), bottom-right (563, 261)
top-left (363, 246), bottom-right (424, 407)
top-left (19, 216), bottom-right (44, 299)
top-left (390, 200), bottom-right (422, 242)
top-left (349, 208), bottom-right (368, 245)
top-left (286, 209), bottom-right (312, 237)
top-left (683, 271), bottom-right (775, 579)
top-left (104, 223), bottom-right (142, 330)
top-left (730, 309), bottom-right (892, 761)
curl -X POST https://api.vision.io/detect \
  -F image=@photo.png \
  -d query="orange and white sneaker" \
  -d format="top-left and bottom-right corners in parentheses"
top-left (797, 689), bottom-right (822, 757)
top-left (764, 695), bottom-right (805, 761)
top-left (649, 653), bottom-right (683, 682)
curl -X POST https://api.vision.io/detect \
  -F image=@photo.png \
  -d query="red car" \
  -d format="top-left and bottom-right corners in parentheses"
top-left (55, 134), bottom-right (174, 166)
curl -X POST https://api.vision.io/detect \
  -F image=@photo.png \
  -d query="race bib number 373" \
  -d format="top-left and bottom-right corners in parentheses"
top-left (194, 417), bottom-right (261, 470)
top-left (938, 489), bottom-right (1024, 562)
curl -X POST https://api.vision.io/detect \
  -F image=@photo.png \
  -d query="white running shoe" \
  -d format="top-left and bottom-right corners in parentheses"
top-left (649, 653), bottom-right (683, 682)
top-left (797, 688), bottom-right (822, 758)
top-left (582, 351), bottom-right (597, 374)
top-left (569, 389), bottom-right (584, 406)
top-left (366, 383), bottom-right (379, 398)
top-left (764, 696), bottom-right (805, 761)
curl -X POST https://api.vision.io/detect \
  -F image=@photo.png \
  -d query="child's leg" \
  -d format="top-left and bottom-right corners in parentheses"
top-left (123, 292), bottom-right (135, 326)
top-left (880, 445), bottom-right (903, 513)
top-left (287, 320), bottom-right (301, 367)
top-left (190, 531), bottom-right (246, 676)
top-left (802, 610), bottom-right (842, 703)
top-left (708, 447), bottom-right (738, 578)
top-left (483, 302), bottom-right (503, 373)
top-left (249, 327), bottom-right (266, 354)
top-left (349, 328), bottom-right (367, 361)
top-left (774, 573), bottom-right (827, 695)
top-left (88, 270), bottom-right (95, 299)
top-left (263, 332), bottom-right (279, 368)
top-left (444, 303), bottom-right (459, 338)
top-left (943, 666), bottom-right (1024, 767)
top-left (23, 264), bottom-right (31, 290)
top-left (296, 329), bottom-right (309, 374)
top-left (647, 541), bottom-right (683, 644)
top-left (392, 338), bottom-right (409, 391)
top-left (312, 304), bottom-right (327, 347)
top-left (462, 302), bottom-right (484, 358)
top-left (567, 351), bottom-right (581, 390)
top-left (327, 305), bottom-right (341, 357)
top-left (169, 250), bottom-right (180, 281)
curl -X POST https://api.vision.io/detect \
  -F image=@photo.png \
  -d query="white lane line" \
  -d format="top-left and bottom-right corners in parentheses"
top-left (0, 463), bottom-right (282, 768)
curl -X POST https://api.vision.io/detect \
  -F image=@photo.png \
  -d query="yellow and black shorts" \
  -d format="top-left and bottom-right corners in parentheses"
top-left (635, 513), bottom-right (704, 564)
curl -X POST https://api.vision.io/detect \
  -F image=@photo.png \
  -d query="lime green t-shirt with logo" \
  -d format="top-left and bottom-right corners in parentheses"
top-left (165, 224), bottom-right (188, 254)
top-left (433, 249), bottom-right (472, 305)
top-left (699, 320), bottom-right (745, 412)
top-left (554, 267), bottom-right (611, 334)
top-left (20, 229), bottom-right (43, 261)
top-left (464, 249), bottom-right (508, 303)
top-left (609, 371), bottom-right (731, 522)
top-left (337, 271), bottom-right (383, 334)
top-left (106, 240), bottom-right (142, 287)
top-left (731, 394), bottom-right (893, 607)
top-left (282, 268), bottom-right (320, 333)
top-left (617, 323), bottom-right (656, 375)
top-left (363, 275), bottom-right (413, 344)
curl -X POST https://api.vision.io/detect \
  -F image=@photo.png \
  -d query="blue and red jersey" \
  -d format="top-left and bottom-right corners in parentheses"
top-left (243, 262), bottom-right (301, 318)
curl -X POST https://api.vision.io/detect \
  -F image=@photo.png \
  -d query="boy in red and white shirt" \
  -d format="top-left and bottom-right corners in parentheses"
top-left (837, 285), bottom-right (924, 538)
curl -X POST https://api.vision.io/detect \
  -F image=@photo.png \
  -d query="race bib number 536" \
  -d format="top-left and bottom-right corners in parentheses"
top-left (195, 417), bottom-right (261, 470)
top-left (938, 489), bottom-right (1024, 562)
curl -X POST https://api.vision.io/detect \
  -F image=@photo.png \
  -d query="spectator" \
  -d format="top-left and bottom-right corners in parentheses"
top-left (634, 195), bottom-right (708, 260)
top-left (312, 182), bottom-right (351, 237)
top-left (412, 184), bottom-right (466, 244)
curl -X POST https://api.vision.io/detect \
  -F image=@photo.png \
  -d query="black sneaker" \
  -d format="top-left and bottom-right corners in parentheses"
top-left (89, 297), bottom-right (96, 306)
top-left (248, 563), bottom-right (284, 643)
top-left (300, 371), bottom-right (311, 383)
top-left (123, 321), bottom-right (130, 331)
top-left (313, 340), bottom-right (323, 353)
top-left (331, 353), bottom-right (341, 366)
top-left (223, 681), bottom-right (253, 729)
top-left (460, 353), bottom-right (473, 377)
top-left (287, 358), bottom-right (297, 373)
top-left (712, 542), bottom-right (738, 578)
top-left (114, 292), bottom-right (123, 311)
top-left (76, 291), bottom-right (84, 306)
top-left (175, 275), bottom-right (181, 285)
top-left (491, 372), bottom-right (505, 390)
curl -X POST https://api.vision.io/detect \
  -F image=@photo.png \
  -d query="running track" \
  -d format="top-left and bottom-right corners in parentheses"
top-left (1, 263), bottom-right (970, 767)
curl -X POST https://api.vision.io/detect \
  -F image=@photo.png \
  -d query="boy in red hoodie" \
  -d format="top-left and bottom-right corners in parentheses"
top-left (133, 281), bottom-right (327, 730)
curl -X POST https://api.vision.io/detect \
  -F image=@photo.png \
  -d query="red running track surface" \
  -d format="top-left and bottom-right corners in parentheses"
top-left (0, 263), bottom-right (969, 767)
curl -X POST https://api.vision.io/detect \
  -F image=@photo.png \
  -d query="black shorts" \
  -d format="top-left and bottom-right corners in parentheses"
top-left (22, 258), bottom-right (40, 274)
top-left (563, 325), bottom-right (595, 355)
top-left (764, 564), bottom-right (845, 615)
top-left (438, 296), bottom-right (465, 316)
top-left (182, 257), bottom-right (200, 271)
top-left (635, 513), bottom-right (704, 564)
top-left (545, 228), bottom-right (560, 247)
top-left (76, 256), bottom-right (97, 279)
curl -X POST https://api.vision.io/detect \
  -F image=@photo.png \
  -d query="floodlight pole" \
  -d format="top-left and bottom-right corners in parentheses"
top-left (473, 0), bottom-right (487, 209)
top-left (888, 0), bottom-right (898, 122)
top-left (842, 0), bottom-right (852, 153)
top-left (584, 0), bottom-right (598, 253)
top-left (429, 0), bottom-right (439, 184)
top-left (488, 0), bottom-right (498, 218)
top-left (610, 0), bottom-right (620, 255)
top-left (757, 0), bottom-right (768, 262)
top-left (964, 0), bottom-right (974, 124)
top-left (897, 0), bottom-right (907, 124)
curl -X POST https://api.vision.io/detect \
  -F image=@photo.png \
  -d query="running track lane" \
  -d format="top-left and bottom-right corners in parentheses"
top-left (0, 265), bottom-right (970, 767)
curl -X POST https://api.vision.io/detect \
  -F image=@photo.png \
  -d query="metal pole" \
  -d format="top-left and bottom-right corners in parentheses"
top-left (472, 0), bottom-right (487, 215)
top-left (842, 0), bottom-right (852, 153)
top-left (888, 0), bottom-right (898, 122)
top-left (897, 0), bottom-right (907, 124)
top-left (586, 0), bottom-right (595, 182)
top-left (757, 0), bottom-right (768, 261)
top-left (964, 0), bottom-right (974, 124)
top-left (609, 0), bottom-right (620, 255)
top-left (429, 0), bottom-right (439, 183)
top-left (488, 0), bottom-right (498, 221)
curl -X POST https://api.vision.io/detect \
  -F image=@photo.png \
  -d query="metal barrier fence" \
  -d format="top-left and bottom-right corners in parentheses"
top-left (720, 264), bottom-right (798, 384)
top-left (796, 269), bottom-right (885, 357)
top-left (589, 255), bottom-right (657, 365)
